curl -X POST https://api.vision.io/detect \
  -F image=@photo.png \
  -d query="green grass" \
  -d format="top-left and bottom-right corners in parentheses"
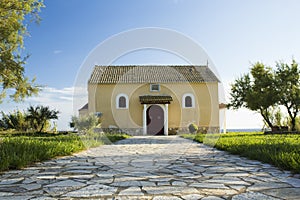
top-left (0, 132), bottom-right (130, 172)
top-left (181, 132), bottom-right (300, 173)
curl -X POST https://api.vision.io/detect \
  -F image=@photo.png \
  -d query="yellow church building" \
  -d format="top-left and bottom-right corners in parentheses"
top-left (79, 65), bottom-right (220, 135)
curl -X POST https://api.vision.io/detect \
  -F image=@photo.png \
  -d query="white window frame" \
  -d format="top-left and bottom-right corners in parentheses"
top-left (116, 93), bottom-right (129, 109)
top-left (182, 93), bottom-right (195, 108)
top-left (150, 84), bottom-right (160, 92)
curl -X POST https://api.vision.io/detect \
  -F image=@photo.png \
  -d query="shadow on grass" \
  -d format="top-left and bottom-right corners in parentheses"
top-left (182, 133), bottom-right (300, 174)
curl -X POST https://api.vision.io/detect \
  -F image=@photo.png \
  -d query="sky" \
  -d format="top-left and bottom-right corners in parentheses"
top-left (2, 0), bottom-right (300, 130)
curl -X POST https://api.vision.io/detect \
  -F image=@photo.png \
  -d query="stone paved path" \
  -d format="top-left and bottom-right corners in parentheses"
top-left (0, 136), bottom-right (300, 200)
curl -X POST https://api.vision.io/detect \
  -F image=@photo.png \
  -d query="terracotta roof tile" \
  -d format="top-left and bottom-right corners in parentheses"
top-left (89, 65), bottom-right (219, 84)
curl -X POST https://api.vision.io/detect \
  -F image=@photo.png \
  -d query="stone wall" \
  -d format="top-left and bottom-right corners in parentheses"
top-left (94, 126), bottom-right (220, 136)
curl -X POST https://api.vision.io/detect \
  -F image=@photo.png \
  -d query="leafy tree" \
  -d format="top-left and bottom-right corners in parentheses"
top-left (70, 114), bottom-right (101, 133)
top-left (26, 105), bottom-right (59, 132)
top-left (228, 62), bottom-right (278, 129)
top-left (274, 60), bottom-right (300, 131)
top-left (0, 0), bottom-right (44, 103)
top-left (0, 110), bottom-right (28, 131)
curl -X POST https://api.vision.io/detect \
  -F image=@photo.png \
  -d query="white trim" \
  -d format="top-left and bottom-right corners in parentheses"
top-left (143, 104), bottom-right (147, 135)
top-left (182, 93), bottom-right (195, 108)
top-left (150, 84), bottom-right (160, 92)
top-left (164, 104), bottom-right (168, 135)
top-left (116, 93), bottom-right (129, 109)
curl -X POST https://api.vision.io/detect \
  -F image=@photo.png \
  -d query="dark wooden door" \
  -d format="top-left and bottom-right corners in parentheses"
top-left (147, 105), bottom-right (164, 135)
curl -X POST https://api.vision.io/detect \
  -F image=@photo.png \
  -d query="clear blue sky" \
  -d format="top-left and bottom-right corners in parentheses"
top-left (2, 0), bottom-right (300, 130)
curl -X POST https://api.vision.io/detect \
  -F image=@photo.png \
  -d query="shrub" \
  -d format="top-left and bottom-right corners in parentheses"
top-left (0, 111), bottom-right (29, 131)
top-left (188, 123), bottom-right (198, 133)
top-left (168, 128), bottom-right (178, 135)
top-left (70, 114), bottom-right (101, 133)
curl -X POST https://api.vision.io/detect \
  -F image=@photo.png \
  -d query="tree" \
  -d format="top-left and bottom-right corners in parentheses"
top-left (228, 62), bottom-right (278, 129)
top-left (0, 110), bottom-right (28, 131)
top-left (70, 114), bottom-right (101, 133)
top-left (26, 105), bottom-right (59, 132)
top-left (0, 0), bottom-right (44, 103)
top-left (274, 60), bottom-right (300, 131)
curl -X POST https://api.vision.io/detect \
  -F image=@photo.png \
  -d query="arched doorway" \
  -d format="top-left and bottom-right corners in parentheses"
top-left (146, 105), bottom-right (164, 135)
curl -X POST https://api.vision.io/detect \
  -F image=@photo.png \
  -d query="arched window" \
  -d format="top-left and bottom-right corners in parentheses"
top-left (185, 96), bottom-right (192, 107)
top-left (116, 94), bottom-right (128, 109)
top-left (182, 93), bottom-right (195, 108)
top-left (119, 96), bottom-right (126, 108)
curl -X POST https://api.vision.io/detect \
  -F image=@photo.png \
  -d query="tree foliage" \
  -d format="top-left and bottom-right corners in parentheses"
top-left (274, 60), bottom-right (300, 131)
top-left (71, 114), bottom-right (101, 133)
top-left (229, 60), bottom-right (300, 131)
top-left (0, 105), bottom-right (59, 132)
top-left (26, 105), bottom-right (59, 133)
top-left (0, 110), bottom-right (28, 131)
top-left (0, 0), bottom-right (44, 102)
top-left (228, 62), bottom-right (278, 129)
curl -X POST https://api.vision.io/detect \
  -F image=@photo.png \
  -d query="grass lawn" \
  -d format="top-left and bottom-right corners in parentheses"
top-left (182, 132), bottom-right (300, 174)
top-left (0, 132), bottom-right (130, 172)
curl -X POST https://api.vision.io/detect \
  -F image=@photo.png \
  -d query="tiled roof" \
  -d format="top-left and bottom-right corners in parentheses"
top-left (88, 65), bottom-right (219, 84)
top-left (139, 95), bottom-right (173, 104)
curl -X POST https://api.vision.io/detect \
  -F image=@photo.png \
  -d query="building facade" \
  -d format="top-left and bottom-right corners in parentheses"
top-left (80, 65), bottom-right (220, 135)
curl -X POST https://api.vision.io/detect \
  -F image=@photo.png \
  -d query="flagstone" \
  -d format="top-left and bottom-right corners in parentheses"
top-left (63, 184), bottom-right (117, 197)
top-left (201, 196), bottom-right (224, 200)
top-left (181, 194), bottom-right (204, 200)
top-left (143, 186), bottom-right (198, 195)
top-left (171, 181), bottom-right (187, 186)
top-left (281, 177), bottom-right (300, 187)
top-left (157, 181), bottom-right (171, 186)
top-left (246, 182), bottom-right (291, 191)
top-left (0, 192), bottom-right (14, 196)
top-left (21, 183), bottom-right (42, 191)
top-left (0, 178), bottom-right (24, 185)
top-left (201, 188), bottom-right (238, 196)
top-left (0, 136), bottom-right (299, 199)
top-left (190, 183), bottom-right (229, 189)
top-left (204, 178), bottom-right (251, 186)
top-left (232, 191), bottom-right (281, 200)
top-left (0, 196), bottom-right (33, 200)
top-left (118, 187), bottom-right (144, 196)
top-left (152, 196), bottom-right (182, 200)
top-left (261, 187), bottom-right (300, 199)
top-left (228, 185), bottom-right (247, 191)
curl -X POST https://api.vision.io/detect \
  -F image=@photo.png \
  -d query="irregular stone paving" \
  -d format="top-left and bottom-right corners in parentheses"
top-left (0, 136), bottom-right (300, 200)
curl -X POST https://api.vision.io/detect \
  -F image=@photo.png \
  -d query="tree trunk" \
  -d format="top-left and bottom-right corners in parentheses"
top-left (291, 116), bottom-right (296, 131)
top-left (284, 103), bottom-right (297, 131)
top-left (39, 122), bottom-right (45, 133)
top-left (260, 108), bottom-right (274, 129)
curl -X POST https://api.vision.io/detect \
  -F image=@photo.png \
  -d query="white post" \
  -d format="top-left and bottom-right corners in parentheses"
top-left (223, 108), bottom-right (227, 134)
top-left (164, 104), bottom-right (168, 136)
top-left (143, 104), bottom-right (147, 135)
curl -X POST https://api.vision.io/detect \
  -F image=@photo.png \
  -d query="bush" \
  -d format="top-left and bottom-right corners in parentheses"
top-left (168, 128), bottom-right (178, 135)
top-left (188, 123), bottom-right (198, 133)
top-left (70, 114), bottom-right (101, 133)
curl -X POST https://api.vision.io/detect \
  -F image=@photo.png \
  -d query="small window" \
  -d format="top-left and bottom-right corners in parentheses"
top-left (185, 96), bottom-right (192, 107)
top-left (150, 84), bottom-right (160, 92)
top-left (182, 93), bottom-right (195, 108)
top-left (116, 94), bottom-right (128, 109)
top-left (119, 96), bottom-right (126, 108)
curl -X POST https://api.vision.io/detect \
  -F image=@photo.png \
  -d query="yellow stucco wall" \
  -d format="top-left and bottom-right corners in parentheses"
top-left (87, 82), bottom-right (219, 131)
